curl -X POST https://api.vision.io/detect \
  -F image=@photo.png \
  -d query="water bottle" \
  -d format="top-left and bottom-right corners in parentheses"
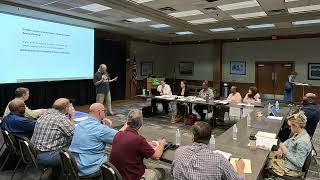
top-left (209, 134), bottom-right (215, 150)
top-left (176, 129), bottom-right (181, 146)
top-left (224, 112), bottom-right (230, 121)
top-left (69, 103), bottom-right (75, 119)
top-left (232, 124), bottom-right (238, 140)
top-left (275, 101), bottom-right (280, 111)
top-left (247, 114), bottom-right (251, 127)
top-left (268, 103), bottom-right (272, 115)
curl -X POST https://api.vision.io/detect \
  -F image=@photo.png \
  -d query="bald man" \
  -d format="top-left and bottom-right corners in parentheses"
top-left (31, 98), bottom-right (75, 167)
top-left (93, 64), bottom-right (118, 116)
top-left (69, 103), bottom-right (126, 176)
top-left (302, 93), bottom-right (320, 137)
top-left (1, 99), bottom-right (36, 139)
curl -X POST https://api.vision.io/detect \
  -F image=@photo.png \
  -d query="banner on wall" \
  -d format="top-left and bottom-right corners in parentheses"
top-left (230, 61), bottom-right (246, 75)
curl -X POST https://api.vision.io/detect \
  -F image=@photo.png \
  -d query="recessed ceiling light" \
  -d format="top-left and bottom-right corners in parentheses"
top-left (128, 0), bottom-right (153, 3)
top-left (127, 17), bottom-right (151, 23)
top-left (232, 11), bottom-right (267, 20)
top-left (288, 4), bottom-right (320, 13)
top-left (188, 18), bottom-right (217, 25)
top-left (209, 27), bottom-right (234, 32)
top-left (150, 24), bottom-right (170, 28)
top-left (285, 0), bottom-right (300, 2)
top-left (292, 19), bottom-right (320, 25)
top-left (175, 31), bottom-right (193, 35)
top-left (169, 10), bottom-right (203, 18)
top-left (79, 3), bottom-right (111, 12)
top-left (246, 24), bottom-right (275, 29)
top-left (218, 0), bottom-right (260, 11)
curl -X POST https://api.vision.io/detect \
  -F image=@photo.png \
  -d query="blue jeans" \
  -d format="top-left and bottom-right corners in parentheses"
top-left (37, 149), bottom-right (61, 167)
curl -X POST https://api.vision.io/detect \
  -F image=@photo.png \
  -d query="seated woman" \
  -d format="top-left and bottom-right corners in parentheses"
top-left (172, 80), bottom-right (190, 123)
top-left (243, 86), bottom-right (261, 103)
top-left (227, 86), bottom-right (242, 103)
top-left (266, 111), bottom-right (312, 178)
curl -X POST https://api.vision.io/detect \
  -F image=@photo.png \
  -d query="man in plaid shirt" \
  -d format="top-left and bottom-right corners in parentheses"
top-left (172, 121), bottom-right (246, 180)
top-left (31, 98), bottom-right (75, 167)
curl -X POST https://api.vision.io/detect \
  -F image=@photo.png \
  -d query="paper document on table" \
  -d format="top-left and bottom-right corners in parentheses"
top-left (230, 158), bottom-right (252, 174)
top-left (195, 98), bottom-right (206, 101)
top-left (219, 100), bottom-right (229, 105)
top-left (256, 136), bottom-right (278, 151)
top-left (74, 116), bottom-right (88, 122)
top-left (177, 98), bottom-right (187, 101)
top-left (237, 103), bottom-right (247, 106)
top-left (214, 150), bottom-right (232, 160)
top-left (295, 83), bottom-right (309, 86)
top-left (267, 116), bottom-right (283, 121)
top-left (242, 109), bottom-right (253, 117)
top-left (229, 107), bottom-right (241, 118)
top-left (256, 131), bottom-right (277, 139)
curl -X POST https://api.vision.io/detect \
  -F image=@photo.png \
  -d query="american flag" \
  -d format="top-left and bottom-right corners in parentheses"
top-left (131, 56), bottom-right (137, 85)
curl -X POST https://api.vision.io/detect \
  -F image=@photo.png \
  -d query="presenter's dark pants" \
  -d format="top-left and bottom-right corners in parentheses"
top-left (151, 99), bottom-right (169, 114)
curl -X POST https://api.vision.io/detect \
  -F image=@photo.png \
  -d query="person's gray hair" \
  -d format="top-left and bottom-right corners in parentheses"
top-left (127, 109), bottom-right (143, 129)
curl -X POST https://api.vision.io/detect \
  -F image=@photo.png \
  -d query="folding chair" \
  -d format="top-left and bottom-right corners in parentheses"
top-left (59, 148), bottom-right (101, 180)
top-left (0, 130), bottom-right (22, 180)
top-left (101, 162), bottom-right (122, 180)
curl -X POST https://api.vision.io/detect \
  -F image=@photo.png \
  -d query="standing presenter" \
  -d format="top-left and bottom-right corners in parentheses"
top-left (94, 64), bottom-right (118, 116)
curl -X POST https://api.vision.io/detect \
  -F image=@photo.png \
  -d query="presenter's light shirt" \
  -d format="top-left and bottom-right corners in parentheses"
top-left (93, 71), bottom-right (110, 93)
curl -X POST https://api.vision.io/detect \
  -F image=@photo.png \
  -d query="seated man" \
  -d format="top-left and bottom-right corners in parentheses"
top-left (172, 121), bottom-right (245, 180)
top-left (266, 111), bottom-right (311, 178)
top-left (194, 80), bottom-right (214, 121)
top-left (110, 109), bottom-right (166, 180)
top-left (3, 87), bottom-right (45, 119)
top-left (1, 99), bottom-right (36, 139)
top-left (301, 93), bottom-right (320, 137)
top-left (69, 103), bottom-right (127, 176)
top-left (31, 98), bottom-right (75, 167)
top-left (151, 80), bottom-right (172, 114)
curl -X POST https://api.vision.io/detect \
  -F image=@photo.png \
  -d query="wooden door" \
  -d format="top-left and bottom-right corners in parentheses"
top-left (256, 63), bottom-right (274, 95)
top-left (274, 63), bottom-right (293, 95)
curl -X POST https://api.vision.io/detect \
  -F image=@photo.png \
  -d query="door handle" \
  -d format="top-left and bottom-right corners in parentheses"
top-left (272, 72), bottom-right (274, 80)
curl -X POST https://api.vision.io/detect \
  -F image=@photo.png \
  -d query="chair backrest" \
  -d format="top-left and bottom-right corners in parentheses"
top-left (18, 137), bottom-right (38, 168)
top-left (59, 148), bottom-right (79, 180)
top-left (1, 129), bottom-right (19, 155)
top-left (302, 151), bottom-right (312, 173)
top-left (101, 162), bottom-right (122, 180)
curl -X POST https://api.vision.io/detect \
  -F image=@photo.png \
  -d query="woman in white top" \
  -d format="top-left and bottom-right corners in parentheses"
top-left (243, 86), bottom-right (261, 103)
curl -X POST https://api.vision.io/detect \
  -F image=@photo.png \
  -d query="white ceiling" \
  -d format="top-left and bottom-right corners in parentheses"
top-left (2, 0), bottom-right (320, 42)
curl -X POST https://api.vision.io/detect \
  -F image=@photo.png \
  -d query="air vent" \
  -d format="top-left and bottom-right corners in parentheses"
top-left (159, 6), bottom-right (176, 12)
top-left (268, 9), bottom-right (288, 15)
top-left (204, 7), bottom-right (217, 11)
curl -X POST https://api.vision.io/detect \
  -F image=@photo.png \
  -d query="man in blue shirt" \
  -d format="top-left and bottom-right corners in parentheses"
top-left (69, 103), bottom-right (126, 176)
top-left (302, 93), bottom-right (320, 137)
top-left (1, 99), bottom-right (36, 139)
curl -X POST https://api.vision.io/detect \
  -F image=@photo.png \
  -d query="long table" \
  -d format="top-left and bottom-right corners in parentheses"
top-left (139, 105), bottom-right (293, 180)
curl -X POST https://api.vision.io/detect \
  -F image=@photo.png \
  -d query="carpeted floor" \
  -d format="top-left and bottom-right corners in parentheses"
top-left (0, 101), bottom-right (319, 180)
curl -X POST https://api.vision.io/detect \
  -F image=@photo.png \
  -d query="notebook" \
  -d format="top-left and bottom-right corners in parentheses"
top-left (230, 158), bottom-right (252, 174)
top-left (214, 150), bottom-right (232, 160)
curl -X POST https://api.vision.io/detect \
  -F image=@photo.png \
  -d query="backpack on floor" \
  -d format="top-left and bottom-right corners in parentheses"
top-left (142, 106), bottom-right (153, 118)
top-left (185, 113), bottom-right (198, 125)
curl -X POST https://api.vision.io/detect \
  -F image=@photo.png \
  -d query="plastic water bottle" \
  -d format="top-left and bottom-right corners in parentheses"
top-left (176, 129), bottom-right (181, 146)
top-left (209, 134), bottom-right (215, 150)
top-left (268, 103), bottom-right (272, 115)
top-left (275, 101), bottom-right (280, 111)
top-left (69, 103), bottom-right (75, 119)
top-left (247, 114), bottom-right (251, 127)
top-left (232, 124), bottom-right (238, 140)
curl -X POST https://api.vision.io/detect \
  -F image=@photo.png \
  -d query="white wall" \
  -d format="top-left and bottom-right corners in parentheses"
top-left (222, 38), bottom-right (320, 86)
top-left (130, 41), bottom-right (218, 81)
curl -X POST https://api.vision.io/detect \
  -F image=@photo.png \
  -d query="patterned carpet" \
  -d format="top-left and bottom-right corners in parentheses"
top-left (0, 102), bottom-right (319, 180)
